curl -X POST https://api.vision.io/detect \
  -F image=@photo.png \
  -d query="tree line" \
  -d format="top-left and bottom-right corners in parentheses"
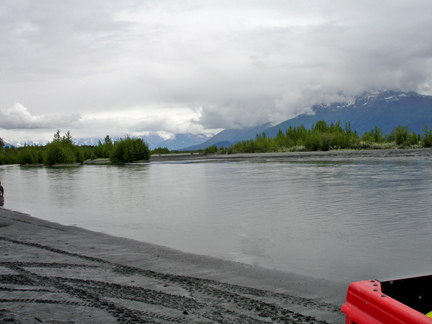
top-left (1, 122), bottom-right (432, 165)
top-left (203, 121), bottom-right (432, 154)
top-left (0, 131), bottom-right (151, 166)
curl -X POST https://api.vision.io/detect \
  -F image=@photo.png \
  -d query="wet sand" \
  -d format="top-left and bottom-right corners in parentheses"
top-left (0, 208), bottom-right (347, 323)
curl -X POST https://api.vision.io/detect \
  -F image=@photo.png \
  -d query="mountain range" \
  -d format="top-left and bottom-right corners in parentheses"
top-left (4, 90), bottom-right (431, 150)
top-left (4, 132), bottom-right (216, 150)
top-left (181, 90), bottom-right (432, 150)
top-left (74, 133), bottom-right (168, 149)
top-left (74, 133), bottom-right (215, 150)
top-left (2, 138), bottom-right (48, 148)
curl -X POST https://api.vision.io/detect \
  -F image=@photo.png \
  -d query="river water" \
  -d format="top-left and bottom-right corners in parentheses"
top-left (1, 159), bottom-right (431, 282)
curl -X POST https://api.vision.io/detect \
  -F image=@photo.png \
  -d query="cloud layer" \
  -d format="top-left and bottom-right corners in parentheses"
top-left (0, 103), bottom-right (81, 129)
top-left (1, 0), bottom-right (431, 142)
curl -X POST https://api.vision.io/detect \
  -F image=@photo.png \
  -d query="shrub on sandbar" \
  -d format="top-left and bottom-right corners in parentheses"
top-left (110, 135), bottom-right (150, 163)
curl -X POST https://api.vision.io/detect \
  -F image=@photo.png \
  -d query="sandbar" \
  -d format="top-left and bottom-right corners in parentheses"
top-left (150, 148), bottom-right (432, 162)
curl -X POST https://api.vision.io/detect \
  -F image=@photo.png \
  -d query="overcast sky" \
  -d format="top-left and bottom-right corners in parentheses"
top-left (1, 0), bottom-right (431, 143)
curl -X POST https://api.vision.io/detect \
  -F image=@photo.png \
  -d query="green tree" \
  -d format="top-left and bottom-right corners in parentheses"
top-left (305, 132), bottom-right (324, 151)
top-left (53, 129), bottom-right (61, 143)
top-left (408, 131), bottom-right (419, 145)
top-left (312, 120), bottom-right (329, 133)
top-left (361, 131), bottom-right (374, 142)
top-left (391, 125), bottom-right (410, 145)
top-left (372, 126), bottom-right (384, 143)
top-left (43, 130), bottom-right (83, 165)
top-left (305, 120), bottom-right (353, 150)
top-left (422, 126), bottom-right (432, 148)
top-left (94, 135), bottom-right (114, 158)
top-left (102, 135), bottom-right (114, 157)
top-left (44, 143), bottom-right (76, 165)
top-left (18, 145), bottom-right (42, 165)
top-left (344, 122), bottom-right (352, 134)
top-left (110, 135), bottom-right (150, 163)
top-left (203, 145), bottom-right (218, 154)
top-left (63, 130), bottom-right (73, 146)
top-left (152, 147), bottom-right (170, 155)
top-left (0, 146), bottom-right (18, 165)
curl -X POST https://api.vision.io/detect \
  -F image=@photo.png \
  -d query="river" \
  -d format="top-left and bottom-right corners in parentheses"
top-left (0, 158), bottom-right (431, 282)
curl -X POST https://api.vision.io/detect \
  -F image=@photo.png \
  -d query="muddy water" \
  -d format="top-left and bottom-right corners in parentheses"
top-left (1, 159), bottom-right (431, 282)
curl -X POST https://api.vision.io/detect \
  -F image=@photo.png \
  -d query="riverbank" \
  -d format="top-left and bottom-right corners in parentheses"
top-left (0, 208), bottom-right (346, 323)
top-left (150, 148), bottom-right (432, 162)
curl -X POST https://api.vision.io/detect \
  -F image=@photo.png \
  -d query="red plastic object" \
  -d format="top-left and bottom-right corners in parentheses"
top-left (341, 277), bottom-right (432, 324)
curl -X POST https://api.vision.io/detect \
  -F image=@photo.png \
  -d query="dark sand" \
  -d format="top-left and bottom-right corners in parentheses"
top-left (0, 208), bottom-right (346, 324)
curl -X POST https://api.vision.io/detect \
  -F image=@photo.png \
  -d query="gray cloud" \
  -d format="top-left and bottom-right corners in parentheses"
top-left (0, 0), bottom-right (431, 143)
top-left (0, 103), bottom-right (82, 129)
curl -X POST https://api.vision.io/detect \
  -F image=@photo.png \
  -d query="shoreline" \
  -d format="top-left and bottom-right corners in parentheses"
top-left (12, 148), bottom-right (432, 168)
top-left (0, 208), bottom-right (346, 323)
top-left (150, 147), bottom-right (432, 162)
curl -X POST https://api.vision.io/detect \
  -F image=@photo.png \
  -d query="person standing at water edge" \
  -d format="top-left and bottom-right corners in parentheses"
top-left (0, 180), bottom-right (3, 197)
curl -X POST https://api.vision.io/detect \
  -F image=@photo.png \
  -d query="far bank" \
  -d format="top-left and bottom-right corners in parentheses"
top-left (150, 147), bottom-right (432, 162)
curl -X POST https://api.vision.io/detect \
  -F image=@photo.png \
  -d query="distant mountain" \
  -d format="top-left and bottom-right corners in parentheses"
top-left (155, 133), bottom-right (215, 150)
top-left (140, 134), bottom-right (169, 148)
top-left (184, 90), bottom-right (432, 150)
top-left (263, 90), bottom-right (432, 138)
top-left (5, 132), bottom-right (212, 150)
top-left (75, 134), bottom-right (167, 148)
top-left (76, 133), bottom-right (218, 150)
top-left (3, 138), bottom-right (48, 148)
top-left (5, 90), bottom-right (430, 150)
top-left (74, 138), bottom-right (109, 146)
top-left (5, 137), bottom-right (108, 148)
top-left (181, 124), bottom-right (271, 150)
